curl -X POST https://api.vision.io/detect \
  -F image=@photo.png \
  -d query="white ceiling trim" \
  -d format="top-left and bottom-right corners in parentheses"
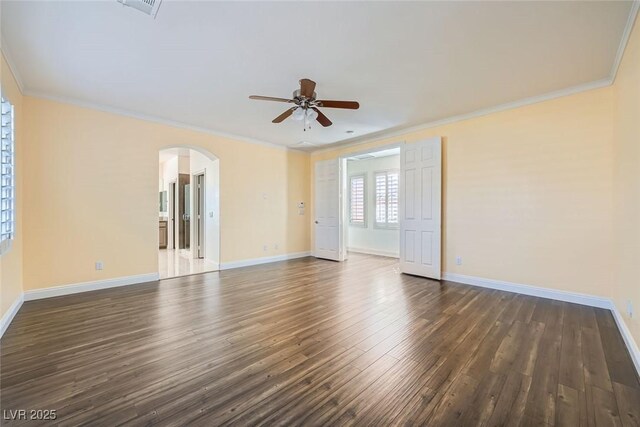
top-left (312, 0), bottom-right (639, 154)
top-left (610, 0), bottom-right (640, 81)
top-left (312, 77), bottom-right (612, 155)
top-left (23, 89), bottom-right (296, 153)
top-left (3, 2), bottom-right (638, 155)
top-left (3, 36), bottom-right (297, 153)
top-left (1, 44), bottom-right (25, 94)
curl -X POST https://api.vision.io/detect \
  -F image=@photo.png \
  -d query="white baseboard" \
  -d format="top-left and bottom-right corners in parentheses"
top-left (442, 272), bottom-right (612, 309)
top-left (347, 247), bottom-right (399, 258)
top-left (220, 251), bottom-right (311, 270)
top-left (23, 273), bottom-right (160, 301)
top-left (0, 293), bottom-right (23, 338)
top-left (443, 271), bottom-right (639, 376)
top-left (610, 306), bottom-right (640, 376)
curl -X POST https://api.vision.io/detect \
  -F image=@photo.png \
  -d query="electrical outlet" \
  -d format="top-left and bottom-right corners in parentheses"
top-left (274, 244), bottom-right (279, 250)
top-left (95, 261), bottom-right (104, 271)
top-left (455, 256), bottom-right (462, 266)
top-left (627, 300), bottom-right (634, 318)
top-left (263, 245), bottom-right (268, 252)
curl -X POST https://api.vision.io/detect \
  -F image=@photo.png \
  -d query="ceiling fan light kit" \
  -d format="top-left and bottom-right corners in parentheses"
top-left (250, 78), bottom-right (359, 131)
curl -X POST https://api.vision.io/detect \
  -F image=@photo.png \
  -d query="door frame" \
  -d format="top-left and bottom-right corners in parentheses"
top-left (193, 170), bottom-right (206, 259)
top-left (337, 142), bottom-right (403, 261)
top-left (168, 179), bottom-right (177, 250)
top-left (158, 145), bottom-right (221, 275)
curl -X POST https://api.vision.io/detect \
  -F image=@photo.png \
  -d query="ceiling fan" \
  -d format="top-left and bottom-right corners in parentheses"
top-left (249, 78), bottom-right (359, 130)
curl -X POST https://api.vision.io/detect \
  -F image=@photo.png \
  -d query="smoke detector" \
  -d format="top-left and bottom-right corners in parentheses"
top-left (116, 0), bottom-right (162, 18)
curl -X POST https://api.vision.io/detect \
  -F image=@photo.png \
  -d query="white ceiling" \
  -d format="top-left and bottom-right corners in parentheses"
top-left (1, 1), bottom-right (634, 150)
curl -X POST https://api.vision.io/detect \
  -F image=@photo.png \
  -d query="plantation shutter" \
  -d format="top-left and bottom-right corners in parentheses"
top-left (349, 175), bottom-right (365, 224)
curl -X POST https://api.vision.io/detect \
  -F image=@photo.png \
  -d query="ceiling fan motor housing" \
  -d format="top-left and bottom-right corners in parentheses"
top-left (293, 89), bottom-right (317, 102)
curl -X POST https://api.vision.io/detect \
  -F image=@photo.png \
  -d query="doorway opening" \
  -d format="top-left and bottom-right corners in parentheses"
top-left (158, 147), bottom-right (220, 279)
top-left (314, 137), bottom-right (442, 279)
top-left (343, 147), bottom-right (401, 260)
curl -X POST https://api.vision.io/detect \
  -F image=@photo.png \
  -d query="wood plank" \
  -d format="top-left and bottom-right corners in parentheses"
top-left (612, 381), bottom-right (640, 427)
top-left (556, 384), bottom-right (587, 427)
top-left (485, 370), bottom-right (533, 427)
top-left (559, 306), bottom-right (585, 391)
top-left (0, 254), bottom-right (637, 425)
top-left (583, 326), bottom-right (614, 392)
top-left (595, 310), bottom-right (640, 390)
top-left (588, 385), bottom-right (623, 427)
top-left (523, 301), bottom-right (564, 425)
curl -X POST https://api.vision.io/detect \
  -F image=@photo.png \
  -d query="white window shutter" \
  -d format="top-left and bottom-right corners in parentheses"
top-left (349, 175), bottom-right (365, 224)
top-left (375, 173), bottom-right (387, 224)
top-left (387, 172), bottom-right (399, 224)
top-left (0, 95), bottom-right (15, 254)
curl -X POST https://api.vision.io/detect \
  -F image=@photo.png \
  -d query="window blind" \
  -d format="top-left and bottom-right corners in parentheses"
top-left (0, 95), bottom-right (15, 253)
top-left (375, 173), bottom-right (387, 224)
top-left (375, 170), bottom-right (399, 227)
top-left (387, 172), bottom-right (399, 224)
top-left (350, 175), bottom-right (365, 224)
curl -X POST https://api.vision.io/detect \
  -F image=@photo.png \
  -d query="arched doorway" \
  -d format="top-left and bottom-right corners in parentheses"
top-left (158, 146), bottom-right (220, 278)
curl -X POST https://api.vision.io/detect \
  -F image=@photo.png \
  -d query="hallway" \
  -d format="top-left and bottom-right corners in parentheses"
top-left (158, 248), bottom-right (218, 279)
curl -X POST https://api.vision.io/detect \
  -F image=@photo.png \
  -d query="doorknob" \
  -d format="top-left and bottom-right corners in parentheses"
top-left (315, 220), bottom-right (319, 224)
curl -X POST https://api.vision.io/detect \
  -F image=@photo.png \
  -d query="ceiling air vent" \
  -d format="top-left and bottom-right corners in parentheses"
top-left (116, 0), bottom-right (162, 18)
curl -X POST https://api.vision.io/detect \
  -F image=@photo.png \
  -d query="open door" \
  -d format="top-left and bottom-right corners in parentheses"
top-left (314, 159), bottom-right (342, 261)
top-left (194, 173), bottom-right (205, 259)
top-left (399, 137), bottom-right (442, 279)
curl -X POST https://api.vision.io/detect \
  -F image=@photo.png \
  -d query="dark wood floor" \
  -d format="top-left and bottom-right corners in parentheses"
top-left (1, 254), bottom-right (639, 426)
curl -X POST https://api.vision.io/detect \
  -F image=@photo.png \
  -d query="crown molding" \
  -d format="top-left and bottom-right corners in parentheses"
top-left (24, 90), bottom-right (306, 152)
top-left (610, 0), bottom-right (640, 82)
top-left (5, 22), bottom-right (295, 152)
top-left (311, 1), bottom-right (640, 154)
top-left (311, 78), bottom-right (612, 155)
top-left (5, 2), bottom-right (638, 155)
top-left (0, 44), bottom-right (25, 94)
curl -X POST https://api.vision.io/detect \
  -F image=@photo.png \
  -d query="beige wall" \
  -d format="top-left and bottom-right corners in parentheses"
top-left (312, 87), bottom-right (615, 298)
top-left (0, 53), bottom-right (24, 319)
top-left (612, 16), bottom-right (640, 346)
top-left (3, 13), bottom-right (638, 354)
top-left (22, 97), bottom-right (310, 291)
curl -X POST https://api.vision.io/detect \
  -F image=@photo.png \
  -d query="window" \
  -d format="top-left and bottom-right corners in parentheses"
top-left (375, 170), bottom-right (399, 228)
top-left (0, 94), bottom-right (15, 255)
top-left (349, 174), bottom-right (366, 225)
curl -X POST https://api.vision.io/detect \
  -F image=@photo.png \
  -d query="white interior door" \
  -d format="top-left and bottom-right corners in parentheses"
top-left (399, 137), bottom-right (442, 279)
top-left (314, 159), bottom-right (342, 261)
